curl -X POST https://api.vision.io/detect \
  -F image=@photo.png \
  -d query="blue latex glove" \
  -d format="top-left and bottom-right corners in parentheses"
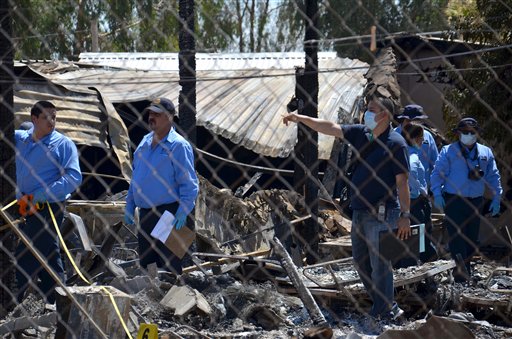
top-left (489, 198), bottom-right (500, 217)
top-left (173, 211), bottom-right (187, 230)
top-left (433, 195), bottom-right (445, 210)
top-left (124, 210), bottom-right (135, 225)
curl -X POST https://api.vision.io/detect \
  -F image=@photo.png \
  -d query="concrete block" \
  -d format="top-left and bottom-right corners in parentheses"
top-left (160, 285), bottom-right (211, 317)
top-left (55, 285), bottom-right (131, 339)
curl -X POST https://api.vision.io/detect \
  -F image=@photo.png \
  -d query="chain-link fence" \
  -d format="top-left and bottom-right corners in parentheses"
top-left (1, 0), bottom-right (511, 337)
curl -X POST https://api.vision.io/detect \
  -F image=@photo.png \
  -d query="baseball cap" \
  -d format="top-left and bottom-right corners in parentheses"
top-left (397, 104), bottom-right (428, 120)
top-left (144, 97), bottom-right (176, 115)
top-left (454, 117), bottom-right (480, 132)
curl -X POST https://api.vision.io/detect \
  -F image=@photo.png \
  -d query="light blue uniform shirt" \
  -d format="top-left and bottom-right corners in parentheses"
top-left (430, 142), bottom-right (502, 199)
top-left (408, 146), bottom-right (428, 199)
top-left (15, 128), bottom-right (82, 202)
top-left (126, 127), bottom-right (199, 217)
top-left (395, 125), bottom-right (438, 187)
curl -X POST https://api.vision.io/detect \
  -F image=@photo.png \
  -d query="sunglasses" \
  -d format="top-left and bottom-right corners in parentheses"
top-left (459, 130), bottom-right (476, 135)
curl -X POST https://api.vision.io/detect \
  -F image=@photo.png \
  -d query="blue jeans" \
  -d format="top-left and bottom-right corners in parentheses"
top-left (351, 208), bottom-right (399, 317)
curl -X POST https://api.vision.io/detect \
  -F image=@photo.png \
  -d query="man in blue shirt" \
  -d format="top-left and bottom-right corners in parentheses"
top-left (283, 96), bottom-right (410, 322)
top-left (395, 104), bottom-right (439, 263)
top-left (431, 117), bottom-right (502, 282)
top-left (15, 100), bottom-right (82, 304)
top-left (125, 98), bottom-right (199, 275)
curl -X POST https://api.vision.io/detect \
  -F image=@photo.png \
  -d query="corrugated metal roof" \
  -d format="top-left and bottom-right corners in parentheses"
top-left (13, 82), bottom-right (108, 149)
top-left (14, 67), bottom-right (132, 180)
top-left (36, 53), bottom-right (369, 158)
top-left (78, 52), bottom-right (341, 71)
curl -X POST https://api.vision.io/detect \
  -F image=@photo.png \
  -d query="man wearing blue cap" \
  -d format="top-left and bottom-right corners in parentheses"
top-left (430, 117), bottom-right (502, 282)
top-left (125, 97), bottom-right (199, 274)
top-left (395, 104), bottom-right (439, 263)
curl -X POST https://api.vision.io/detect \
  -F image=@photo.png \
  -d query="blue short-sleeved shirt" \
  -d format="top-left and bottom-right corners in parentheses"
top-left (126, 127), bottom-right (199, 217)
top-left (408, 146), bottom-right (427, 199)
top-left (395, 125), bottom-right (438, 187)
top-left (342, 124), bottom-right (410, 210)
top-left (15, 128), bottom-right (82, 202)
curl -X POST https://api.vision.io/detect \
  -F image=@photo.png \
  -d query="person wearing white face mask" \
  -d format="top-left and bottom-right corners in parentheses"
top-left (282, 95), bottom-right (410, 323)
top-left (396, 123), bottom-right (427, 268)
top-left (430, 117), bottom-right (502, 283)
top-left (394, 105), bottom-right (439, 263)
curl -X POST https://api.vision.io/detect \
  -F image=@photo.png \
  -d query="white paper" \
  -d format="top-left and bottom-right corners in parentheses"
top-left (150, 210), bottom-right (175, 243)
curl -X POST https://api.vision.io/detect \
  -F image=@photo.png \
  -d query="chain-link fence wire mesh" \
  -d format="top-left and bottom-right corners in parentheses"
top-left (1, 0), bottom-right (512, 337)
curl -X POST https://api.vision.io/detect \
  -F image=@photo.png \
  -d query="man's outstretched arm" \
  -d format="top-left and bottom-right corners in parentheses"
top-left (282, 113), bottom-right (343, 138)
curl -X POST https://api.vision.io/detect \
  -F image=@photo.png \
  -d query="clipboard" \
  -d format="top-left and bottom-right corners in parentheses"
top-left (379, 223), bottom-right (425, 263)
top-left (150, 210), bottom-right (195, 259)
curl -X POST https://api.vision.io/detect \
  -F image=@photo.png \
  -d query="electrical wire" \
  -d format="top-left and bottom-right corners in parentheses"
top-left (12, 41), bottom-right (511, 88)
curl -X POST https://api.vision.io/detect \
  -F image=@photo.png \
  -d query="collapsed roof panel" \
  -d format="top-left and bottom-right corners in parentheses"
top-left (13, 83), bottom-right (108, 149)
top-left (34, 52), bottom-right (369, 158)
top-left (13, 65), bottom-right (132, 180)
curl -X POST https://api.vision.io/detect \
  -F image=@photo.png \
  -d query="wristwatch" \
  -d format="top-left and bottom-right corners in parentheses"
top-left (399, 211), bottom-right (411, 218)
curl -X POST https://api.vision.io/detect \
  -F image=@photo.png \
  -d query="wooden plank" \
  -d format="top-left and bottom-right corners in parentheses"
top-left (278, 260), bottom-right (456, 290)
top-left (395, 261), bottom-right (456, 287)
top-left (182, 249), bottom-right (271, 273)
top-left (461, 294), bottom-right (512, 307)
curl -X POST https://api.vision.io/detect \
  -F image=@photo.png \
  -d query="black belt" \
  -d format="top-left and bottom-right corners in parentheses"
top-left (443, 192), bottom-right (481, 200)
top-left (139, 202), bottom-right (179, 213)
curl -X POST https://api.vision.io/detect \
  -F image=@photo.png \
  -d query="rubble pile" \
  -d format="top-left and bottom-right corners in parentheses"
top-left (1, 183), bottom-right (511, 338)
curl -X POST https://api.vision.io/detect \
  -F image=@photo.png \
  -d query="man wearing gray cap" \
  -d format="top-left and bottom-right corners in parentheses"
top-left (125, 97), bottom-right (199, 274)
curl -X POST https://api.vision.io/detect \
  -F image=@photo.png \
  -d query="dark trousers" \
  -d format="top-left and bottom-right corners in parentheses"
top-left (15, 202), bottom-right (65, 304)
top-left (139, 202), bottom-right (183, 274)
top-left (444, 193), bottom-right (483, 281)
top-left (415, 196), bottom-right (437, 263)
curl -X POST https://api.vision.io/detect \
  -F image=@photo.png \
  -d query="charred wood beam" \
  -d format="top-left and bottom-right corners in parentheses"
top-left (271, 236), bottom-right (328, 327)
top-left (67, 222), bottom-right (124, 285)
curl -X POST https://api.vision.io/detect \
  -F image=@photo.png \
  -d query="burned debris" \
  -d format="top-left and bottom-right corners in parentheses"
top-left (1, 177), bottom-right (511, 338)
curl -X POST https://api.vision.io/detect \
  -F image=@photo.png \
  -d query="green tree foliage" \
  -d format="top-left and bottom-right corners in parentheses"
top-left (275, 0), bottom-right (304, 51)
top-left (12, 0), bottom-right (76, 59)
top-left (103, 0), bottom-right (134, 52)
top-left (135, 0), bottom-right (180, 52)
top-left (11, 0), bottom-right (307, 57)
top-left (321, 0), bottom-right (450, 61)
top-left (195, 0), bottom-right (234, 52)
top-left (443, 0), bottom-right (512, 155)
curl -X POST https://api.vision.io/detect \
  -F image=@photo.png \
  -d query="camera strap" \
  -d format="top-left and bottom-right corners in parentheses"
top-left (458, 141), bottom-right (481, 173)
